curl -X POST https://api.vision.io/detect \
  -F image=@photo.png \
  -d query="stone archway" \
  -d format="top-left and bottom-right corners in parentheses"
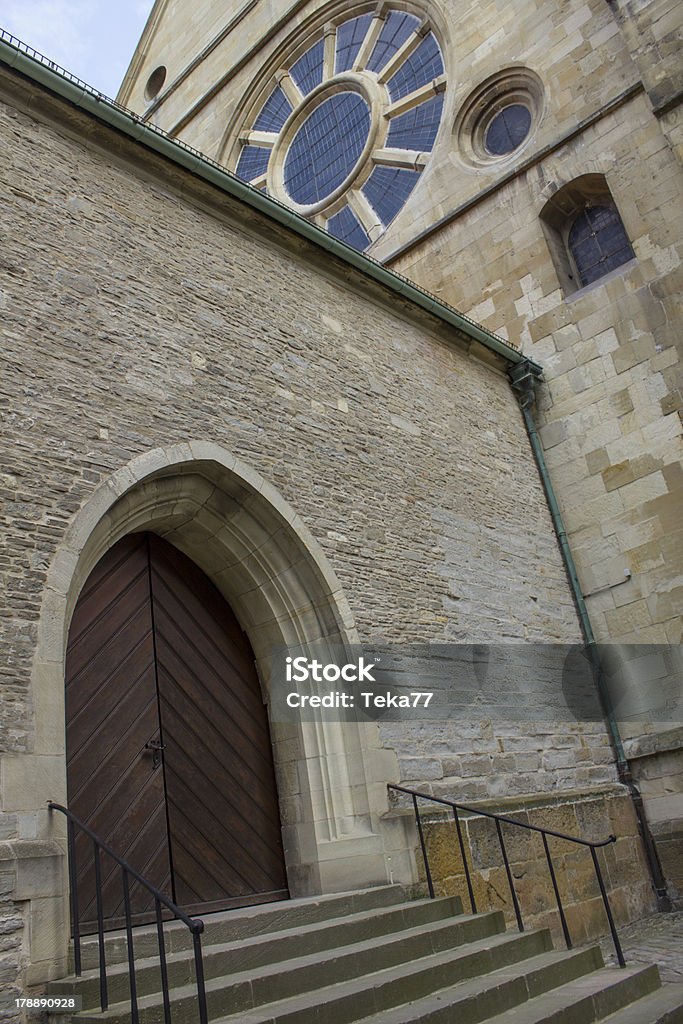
top-left (29, 442), bottom-right (393, 976)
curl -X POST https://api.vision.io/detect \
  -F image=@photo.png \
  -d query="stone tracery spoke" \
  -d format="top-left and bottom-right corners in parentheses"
top-left (347, 188), bottom-right (383, 241)
top-left (352, 12), bottom-right (386, 72)
top-left (376, 24), bottom-right (429, 85)
top-left (323, 25), bottom-right (336, 81)
top-left (384, 75), bottom-right (447, 119)
top-left (372, 147), bottom-right (427, 170)
top-left (276, 71), bottom-right (304, 108)
top-left (241, 129), bottom-right (279, 148)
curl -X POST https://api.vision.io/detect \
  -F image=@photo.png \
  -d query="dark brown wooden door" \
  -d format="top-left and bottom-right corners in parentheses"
top-left (65, 533), bottom-right (288, 932)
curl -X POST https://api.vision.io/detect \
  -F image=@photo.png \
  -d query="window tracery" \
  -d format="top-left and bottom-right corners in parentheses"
top-left (233, 6), bottom-right (446, 251)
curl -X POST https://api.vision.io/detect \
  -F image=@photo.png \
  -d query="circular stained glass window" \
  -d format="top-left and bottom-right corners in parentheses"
top-left (484, 104), bottom-right (531, 156)
top-left (284, 93), bottom-right (371, 204)
top-left (232, 7), bottom-right (446, 251)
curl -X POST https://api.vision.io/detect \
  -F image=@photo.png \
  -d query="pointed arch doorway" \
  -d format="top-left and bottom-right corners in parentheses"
top-left (65, 531), bottom-right (288, 933)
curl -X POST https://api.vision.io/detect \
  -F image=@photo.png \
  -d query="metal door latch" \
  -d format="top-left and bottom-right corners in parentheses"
top-left (144, 738), bottom-right (165, 769)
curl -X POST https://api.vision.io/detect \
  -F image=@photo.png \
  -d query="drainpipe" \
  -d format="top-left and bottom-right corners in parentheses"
top-left (509, 359), bottom-right (671, 912)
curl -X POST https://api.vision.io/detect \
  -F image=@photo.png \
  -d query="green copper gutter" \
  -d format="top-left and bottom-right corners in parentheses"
top-left (0, 33), bottom-right (537, 372)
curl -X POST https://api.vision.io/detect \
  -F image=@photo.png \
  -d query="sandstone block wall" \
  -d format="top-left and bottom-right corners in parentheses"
top-left (392, 89), bottom-right (683, 652)
top-left (394, 787), bottom-right (654, 946)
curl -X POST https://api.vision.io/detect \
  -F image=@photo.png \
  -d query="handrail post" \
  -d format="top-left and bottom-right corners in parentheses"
top-left (155, 899), bottom-right (171, 1024)
top-left (122, 868), bottom-right (139, 1024)
top-left (542, 832), bottom-right (572, 950)
top-left (452, 806), bottom-right (477, 914)
top-left (590, 845), bottom-right (625, 967)
top-left (93, 842), bottom-right (108, 1009)
top-left (193, 927), bottom-right (208, 1024)
top-left (48, 801), bottom-right (209, 1023)
top-left (412, 794), bottom-right (434, 898)
top-left (387, 784), bottom-right (626, 966)
top-left (495, 819), bottom-right (524, 932)
top-left (66, 817), bottom-right (82, 976)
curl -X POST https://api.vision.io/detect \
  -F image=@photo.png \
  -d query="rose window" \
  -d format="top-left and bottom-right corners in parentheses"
top-left (233, 9), bottom-right (446, 251)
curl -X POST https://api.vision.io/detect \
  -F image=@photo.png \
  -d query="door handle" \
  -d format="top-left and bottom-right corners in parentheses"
top-left (144, 738), bottom-right (165, 769)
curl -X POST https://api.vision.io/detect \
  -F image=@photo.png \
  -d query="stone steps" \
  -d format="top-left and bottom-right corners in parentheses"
top-left (71, 885), bottom-right (406, 971)
top-left (340, 959), bottom-right (655, 1024)
top-left (54, 899), bottom-right (484, 1007)
top-left (49, 886), bottom-right (683, 1024)
top-left (600, 984), bottom-right (683, 1023)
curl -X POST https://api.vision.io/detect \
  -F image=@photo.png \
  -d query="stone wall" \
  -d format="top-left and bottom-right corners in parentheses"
top-left (391, 88), bottom-right (683, 654)
top-left (385, 787), bottom-right (654, 947)
top-left (0, 72), bottom-right (591, 775)
top-left (628, 729), bottom-right (683, 905)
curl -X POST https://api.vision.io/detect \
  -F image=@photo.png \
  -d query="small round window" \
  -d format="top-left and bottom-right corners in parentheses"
top-left (453, 68), bottom-right (544, 169)
top-left (144, 66), bottom-right (167, 102)
top-left (485, 104), bottom-right (531, 155)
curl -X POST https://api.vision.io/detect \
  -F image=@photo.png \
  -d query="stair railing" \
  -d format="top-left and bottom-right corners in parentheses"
top-left (388, 783), bottom-right (626, 967)
top-left (48, 802), bottom-right (208, 1024)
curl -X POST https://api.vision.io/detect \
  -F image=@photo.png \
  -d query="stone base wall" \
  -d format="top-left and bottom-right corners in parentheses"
top-left (386, 786), bottom-right (656, 948)
top-left (627, 732), bottom-right (683, 906)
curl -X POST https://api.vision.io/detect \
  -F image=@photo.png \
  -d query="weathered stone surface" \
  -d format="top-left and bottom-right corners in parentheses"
top-left (3, 0), bottom-right (683, 999)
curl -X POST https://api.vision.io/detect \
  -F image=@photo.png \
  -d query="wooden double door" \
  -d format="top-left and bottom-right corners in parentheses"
top-left (65, 532), bottom-right (288, 931)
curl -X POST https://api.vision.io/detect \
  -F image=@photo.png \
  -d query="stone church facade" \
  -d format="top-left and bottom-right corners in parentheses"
top-left (118, 0), bottom-right (683, 897)
top-left (0, 0), bottom-right (681, 1004)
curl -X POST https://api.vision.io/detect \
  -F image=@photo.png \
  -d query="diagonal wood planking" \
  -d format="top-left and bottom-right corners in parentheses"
top-left (65, 532), bottom-right (288, 933)
top-left (149, 534), bottom-right (288, 908)
top-left (65, 534), bottom-right (172, 928)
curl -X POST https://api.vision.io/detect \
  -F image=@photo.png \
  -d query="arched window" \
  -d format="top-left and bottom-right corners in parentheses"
top-left (539, 175), bottom-right (636, 295)
top-left (568, 203), bottom-right (635, 288)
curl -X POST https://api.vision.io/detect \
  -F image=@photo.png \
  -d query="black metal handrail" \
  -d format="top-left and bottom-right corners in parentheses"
top-left (48, 802), bottom-right (208, 1024)
top-left (388, 783), bottom-right (625, 967)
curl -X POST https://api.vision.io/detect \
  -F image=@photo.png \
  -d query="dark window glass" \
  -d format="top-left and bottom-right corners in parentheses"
top-left (284, 93), bottom-right (371, 204)
top-left (387, 34), bottom-right (443, 101)
top-left (485, 104), bottom-right (531, 155)
top-left (327, 205), bottom-right (371, 251)
top-left (568, 204), bottom-right (635, 287)
top-left (290, 39), bottom-right (325, 96)
top-left (335, 14), bottom-right (373, 73)
top-left (235, 145), bottom-right (270, 182)
top-left (362, 166), bottom-right (420, 226)
top-left (254, 85), bottom-right (293, 132)
top-left (367, 11), bottom-right (420, 73)
top-left (386, 93), bottom-right (444, 151)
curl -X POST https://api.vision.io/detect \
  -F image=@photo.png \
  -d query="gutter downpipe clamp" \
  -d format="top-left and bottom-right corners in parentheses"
top-left (509, 359), bottom-right (672, 911)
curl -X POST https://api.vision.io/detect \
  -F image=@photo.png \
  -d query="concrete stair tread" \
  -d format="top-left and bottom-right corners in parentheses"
top-left (57, 898), bottom-right (479, 1010)
top-left (73, 886), bottom-right (410, 969)
top-left (74, 928), bottom-right (550, 1023)
top-left (306, 947), bottom-right (605, 1024)
top-left (464, 963), bottom-right (662, 1023)
top-left (59, 897), bottom-right (466, 987)
top-left (350, 962), bottom-right (659, 1019)
top-left (599, 982), bottom-right (683, 1022)
top-left (211, 941), bottom-right (579, 1024)
top-left (180, 907), bottom-right (501, 986)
